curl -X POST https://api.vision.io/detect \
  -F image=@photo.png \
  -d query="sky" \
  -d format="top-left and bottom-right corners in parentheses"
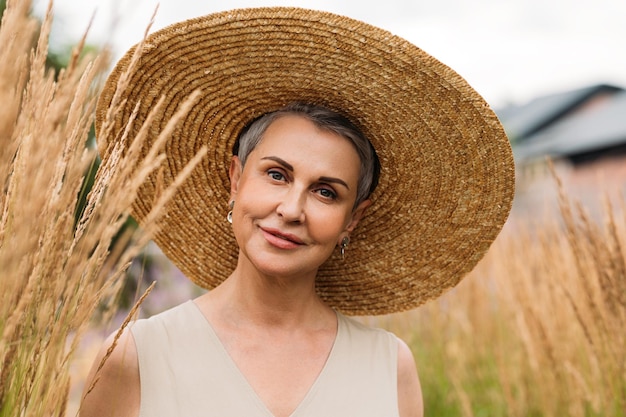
top-left (33, 0), bottom-right (626, 109)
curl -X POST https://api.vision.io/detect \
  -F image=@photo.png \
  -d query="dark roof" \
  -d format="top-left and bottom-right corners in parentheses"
top-left (512, 90), bottom-right (626, 163)
top-left (496, 84), bottom-right (623, 142)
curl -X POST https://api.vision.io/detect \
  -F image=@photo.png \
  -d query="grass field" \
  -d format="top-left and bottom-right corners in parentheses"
top-left (382, 189), bottom-right (626, 417)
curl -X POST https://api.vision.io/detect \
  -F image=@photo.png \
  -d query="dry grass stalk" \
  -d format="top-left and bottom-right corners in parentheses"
top-left (0, 1), bottom-right (205, 415)
top-left (83, 281), bottom-right (156, 399)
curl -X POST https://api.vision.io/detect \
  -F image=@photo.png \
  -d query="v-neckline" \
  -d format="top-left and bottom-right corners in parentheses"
top-left (188, 300), bottom-right (342, 417)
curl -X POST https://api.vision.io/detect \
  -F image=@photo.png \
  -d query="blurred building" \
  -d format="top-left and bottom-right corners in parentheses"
top-left (496, 83), bottom-right (626, 216)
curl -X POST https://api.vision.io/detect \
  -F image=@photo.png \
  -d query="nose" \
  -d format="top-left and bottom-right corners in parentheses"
top-left (276, 187), bottom-right (306, 223)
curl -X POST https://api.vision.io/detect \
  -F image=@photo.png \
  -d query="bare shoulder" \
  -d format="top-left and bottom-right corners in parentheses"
top-left (79, 327), bottom-right (140, 417)
top-left (396, 336), bottom-right (424, 417)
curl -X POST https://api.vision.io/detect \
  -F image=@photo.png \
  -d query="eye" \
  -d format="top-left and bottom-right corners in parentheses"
top-left (316, 187), bottom-right (337, 200)
top-left (268, 170), bottom-right (286, 182)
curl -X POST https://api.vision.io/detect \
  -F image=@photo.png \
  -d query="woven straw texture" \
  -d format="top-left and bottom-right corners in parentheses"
top-left (96, 7), bottom-right (515, 315)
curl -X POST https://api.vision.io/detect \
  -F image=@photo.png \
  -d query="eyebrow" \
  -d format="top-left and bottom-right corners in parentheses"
top-left (261, 156), bottom-right (350, 190)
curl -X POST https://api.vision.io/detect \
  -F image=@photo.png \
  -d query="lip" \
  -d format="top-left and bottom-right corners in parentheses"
top-left (260, 227), bottom-right (305, 249)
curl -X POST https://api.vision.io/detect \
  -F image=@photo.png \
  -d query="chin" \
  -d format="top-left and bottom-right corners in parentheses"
top-left (244, 254), bottom-right (319, 280)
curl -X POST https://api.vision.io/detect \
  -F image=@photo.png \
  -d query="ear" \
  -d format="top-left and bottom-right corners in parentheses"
top-left (343, 199), bottom-right (372, 234)
top-left (229, 156), bottom-right (243, 200)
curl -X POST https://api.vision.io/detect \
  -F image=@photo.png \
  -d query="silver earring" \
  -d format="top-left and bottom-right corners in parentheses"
top-left (227, 200), bottom-right (234, 224)
top-left (340, 236), bottom-right (350, 260)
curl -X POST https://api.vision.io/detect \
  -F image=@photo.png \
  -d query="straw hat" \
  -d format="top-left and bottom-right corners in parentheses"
top-left (96, 7), bottom-right (515, 315)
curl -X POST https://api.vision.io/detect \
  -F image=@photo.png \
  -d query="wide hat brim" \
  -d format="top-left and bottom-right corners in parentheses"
top-left (96, 7), bottom-right (515, 316)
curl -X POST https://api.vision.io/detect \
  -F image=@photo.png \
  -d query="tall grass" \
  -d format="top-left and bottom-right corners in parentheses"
top-left (381, 178), bottom-right (626, 416)
top-left (0, 1), bottom-right (204, 415)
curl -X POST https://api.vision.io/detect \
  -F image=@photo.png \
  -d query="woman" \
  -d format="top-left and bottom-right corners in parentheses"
top-left (81, 7), bottom-right (515, 417)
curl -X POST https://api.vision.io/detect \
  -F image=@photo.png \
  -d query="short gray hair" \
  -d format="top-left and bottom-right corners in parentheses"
top-left (234, 102), bottom-right (380, 208)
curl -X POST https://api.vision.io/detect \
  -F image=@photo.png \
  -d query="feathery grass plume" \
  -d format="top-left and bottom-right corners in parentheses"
top-left (0, 0), bottom-right (205, 415)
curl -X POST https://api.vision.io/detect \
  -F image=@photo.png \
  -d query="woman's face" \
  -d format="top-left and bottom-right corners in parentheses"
top-left (229, 114), bottom-right (371, 280)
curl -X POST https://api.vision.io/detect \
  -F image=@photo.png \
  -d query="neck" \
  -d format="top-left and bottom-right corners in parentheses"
top-left (201, 264), bottom-right (334, 329)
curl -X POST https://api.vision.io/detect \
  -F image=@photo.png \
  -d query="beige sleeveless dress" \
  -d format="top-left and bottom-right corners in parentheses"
top-left (130, 300), bottom-right (399, 417)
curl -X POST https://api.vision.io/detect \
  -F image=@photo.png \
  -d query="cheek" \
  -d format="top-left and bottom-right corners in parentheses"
top-left (308, 210), bottom-right (351, 241)
top-left (233, 177), bottom-right (276, 218)
top-left (238, 179), bottom-right (267, 203)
